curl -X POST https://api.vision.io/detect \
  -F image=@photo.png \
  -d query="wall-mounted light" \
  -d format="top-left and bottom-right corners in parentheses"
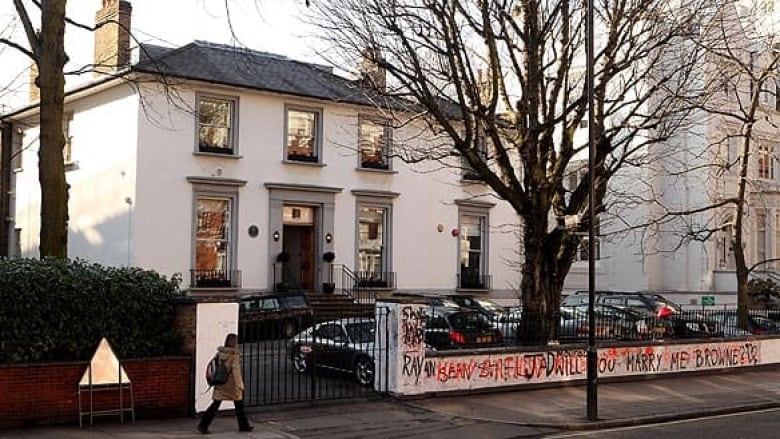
top-left (273, 230), bottom-right (280, 242)
top-left (437, 224), bottom-right (444, 233)
top-left (325, 233), bottom-right (333, 243)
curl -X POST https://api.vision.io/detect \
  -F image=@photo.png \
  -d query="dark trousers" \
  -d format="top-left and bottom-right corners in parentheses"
top-left (198, 399), bottom-right (250, 431)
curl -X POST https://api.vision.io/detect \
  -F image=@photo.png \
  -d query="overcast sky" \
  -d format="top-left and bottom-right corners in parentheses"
top-left (0, 0), bottom-right (319, 112)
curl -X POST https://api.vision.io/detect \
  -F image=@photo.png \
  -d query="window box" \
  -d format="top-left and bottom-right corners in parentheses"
top-left (287, 153), bottom-right (319, 163)
top-left (361, 160), bottom-right (390, 170)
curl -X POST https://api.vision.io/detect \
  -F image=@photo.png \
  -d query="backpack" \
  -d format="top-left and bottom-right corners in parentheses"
top-left (205, 354), bottom-right (229, 386)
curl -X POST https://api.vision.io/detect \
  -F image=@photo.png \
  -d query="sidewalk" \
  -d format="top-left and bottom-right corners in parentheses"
top-left (1, 366), bottom-right (779, 438)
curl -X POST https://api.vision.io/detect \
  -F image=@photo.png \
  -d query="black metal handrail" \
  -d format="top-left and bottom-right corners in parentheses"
top-left (190, 269), bottom-right (241, 288)
top-left (457, 273), bottom-right (491, 290)
top-left (354, 271), bottom-right (396, 289)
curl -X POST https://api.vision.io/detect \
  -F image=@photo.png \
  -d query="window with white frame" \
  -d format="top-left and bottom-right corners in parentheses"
top-left (757, 142), bottom-right (774, 180)
top-left (459, 212), bottom-right (489, 289)
top-left (775, 213), bottom-right (780, 270)
top-left (760, 79), bottom-right (775, 109)
top-left (197, 95), bottom-right (237, 154)
top-left (357, 204), bottom-right (392, 287)
top-left (757, 208), bottom-right (767, 266)
top-left (359, 116), bottom-right (391, 170)
top-left (717, 210), bottom-right (736, 269)
top-left (575, 218), bottom-right (601, 262)
top-left (63, 112), bottom-right (74, 167)
top-left (727, 135), bottom-right (740, 175)
top-left (10, 128), bottom-right (23, 171)
top-left (194, 194), bottom-right (237, 287)
top-left (285, 107), bottom-right (321, 163)
top-left (462, 128), bottom-right (488, 181)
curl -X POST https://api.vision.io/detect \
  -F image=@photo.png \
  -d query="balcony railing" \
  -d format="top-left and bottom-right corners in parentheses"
top-left (190, 269), bottom-right (241, 288)
top-left (355, 271), bottom-right (396, 289)
top-left (458, 273), bottom-right (492, 290)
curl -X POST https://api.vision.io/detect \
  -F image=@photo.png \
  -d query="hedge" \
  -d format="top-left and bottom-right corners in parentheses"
top-left (0, 258), bottom-right (183, 364)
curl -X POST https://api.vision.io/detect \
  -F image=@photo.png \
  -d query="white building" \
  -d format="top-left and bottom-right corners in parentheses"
top-left (4, 1), bottom-right (779, 307)
top-left (0, 0), bottom-right (522, 303)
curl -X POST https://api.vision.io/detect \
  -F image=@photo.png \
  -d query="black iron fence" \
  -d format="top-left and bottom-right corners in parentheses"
top-left (239, 304), bottom-right (390, 407)
top-left (494, 306), bottom-right (780, 346)
top-left (190, 269), bottom-right (241, 288)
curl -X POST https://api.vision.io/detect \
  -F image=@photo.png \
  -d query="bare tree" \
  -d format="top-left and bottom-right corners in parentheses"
top-left (307, 0), bottom-right (710, 343)
top-left (656, 1), bottom-right (780, 326)
top-left (3, 0), bottom-right (70, 258)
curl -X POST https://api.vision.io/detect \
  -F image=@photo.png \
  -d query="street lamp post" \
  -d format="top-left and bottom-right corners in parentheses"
top-left (586, 0), bottom-right (598, 422)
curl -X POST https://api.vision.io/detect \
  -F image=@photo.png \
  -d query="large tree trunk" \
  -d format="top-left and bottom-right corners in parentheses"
top-left (37, 0), bottom-right (69, 258)
top-left (520, 214), bottom-right (568, 345)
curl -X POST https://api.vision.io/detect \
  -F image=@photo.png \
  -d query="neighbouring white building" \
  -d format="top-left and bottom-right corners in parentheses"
top-left (3, 0), bottom-right (779, 306)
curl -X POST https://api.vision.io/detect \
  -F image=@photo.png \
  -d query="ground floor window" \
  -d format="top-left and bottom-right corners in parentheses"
top-left (187, 177), bottom-right (244, 288)
top-left (459, 213), bottom-right (489, 289)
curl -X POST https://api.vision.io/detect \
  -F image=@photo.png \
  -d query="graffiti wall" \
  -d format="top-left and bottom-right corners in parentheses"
top-left (397, 340), bottom-right (779, 394)
top-left (375, 300), bottom-right (780, 396)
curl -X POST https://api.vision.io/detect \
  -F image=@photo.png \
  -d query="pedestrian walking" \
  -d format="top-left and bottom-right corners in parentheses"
top-left (197, 333), bottom-right (253, 434)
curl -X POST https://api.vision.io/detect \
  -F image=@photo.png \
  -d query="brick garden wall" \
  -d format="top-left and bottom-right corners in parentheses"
top-left (0, 357), bottom-right (191, 428)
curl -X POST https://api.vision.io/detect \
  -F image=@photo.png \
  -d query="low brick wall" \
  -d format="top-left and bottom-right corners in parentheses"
top-left (0, 356), bottom-right (191, 428)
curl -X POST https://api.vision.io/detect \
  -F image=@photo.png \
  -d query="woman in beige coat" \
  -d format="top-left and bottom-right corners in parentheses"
top-left (197, 333), bottom-right (253, 434)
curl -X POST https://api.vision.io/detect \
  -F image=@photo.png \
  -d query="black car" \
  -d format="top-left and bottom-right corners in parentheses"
top-left (238, 293), bottom-right (314, 342)
top-left (391, 292), bottom-right (462, 310)
top-left (446, 294), bottom-right (519, 343)
top-left (425, 308), bottom-right (504, 351)
top-left (289, 318), bottom-right (378, 385)
top-left (711, 311), bottom-right (780, 336)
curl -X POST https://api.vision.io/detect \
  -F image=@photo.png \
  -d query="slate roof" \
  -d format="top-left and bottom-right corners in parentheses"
top-left (133, 41), bottom-right (402, 110)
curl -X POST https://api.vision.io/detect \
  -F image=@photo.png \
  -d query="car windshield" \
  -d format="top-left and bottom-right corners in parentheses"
top-left (448, 312), bottom-right (494, 331)
top-left (474, 298), bottom-right (505, 313)
top-left (280, 295), bottom-right (308, 308)
top-left (345, 321), bottom-right (375, 343)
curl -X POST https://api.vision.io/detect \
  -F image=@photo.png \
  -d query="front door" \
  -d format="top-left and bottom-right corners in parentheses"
top-left (282, 225), bottom-right (315, 290)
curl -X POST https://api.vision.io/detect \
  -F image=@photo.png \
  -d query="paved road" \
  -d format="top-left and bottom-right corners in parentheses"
top-left (542, 407), bottom-right (780, 438)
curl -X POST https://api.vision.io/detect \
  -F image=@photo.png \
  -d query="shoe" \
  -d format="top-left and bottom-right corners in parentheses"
top-left (239, 425), bottom-right (254, 432)
top-left (197, 424), bottom-right (211, 435)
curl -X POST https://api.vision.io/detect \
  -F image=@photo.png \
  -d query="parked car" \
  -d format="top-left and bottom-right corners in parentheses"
top-left (559, 304), bottom-right (650, 342)
top-left (289, 318), bottom-right (377, 385)
top-left (561, 291), bottom-right (681, 318)
top-left (711, 311), bottom-right (780, 336)
top-left (446, 295), bottom-right (519, 343)
top-left (238, 293), bottom-right (314, 342)
top-left (391, 292), bottom-right (461, 310)
top-left (425, 308), bottom-right (504, 351)
top-left (660, 313), bottom-right (723, 339)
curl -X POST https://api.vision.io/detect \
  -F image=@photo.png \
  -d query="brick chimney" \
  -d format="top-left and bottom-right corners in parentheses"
top-left (360, 47), bottom-right (386, 91)
top-left (94, 0), bottom-right (132, 75)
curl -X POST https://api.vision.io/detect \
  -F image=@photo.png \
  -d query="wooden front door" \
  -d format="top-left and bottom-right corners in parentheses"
top-left (282, 225), bottom-right (315, 290)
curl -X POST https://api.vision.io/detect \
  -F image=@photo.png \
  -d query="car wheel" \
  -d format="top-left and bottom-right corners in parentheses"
top-left (292, 347), bottom-right (310, 373)
top-left (281, 319), bottom-right (297, 339)
top-left (354, 356), bottom-right (374, 386)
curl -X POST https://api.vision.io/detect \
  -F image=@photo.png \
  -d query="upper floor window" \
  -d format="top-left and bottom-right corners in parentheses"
top-left (286, 107), bottom-right (321, 163)
top-left (63, 112), bottom-right (74, 168)
top-left (462, 130), bottom-right (488, 181)
top-left (757, 142), bottom-right (774, 180)
top-left (359, 117), bottom-right (391, 170)
top-left (760, 79), bottom-right (776, 109)
top-left (198, 95), bottom-right (237, 155)
top-left (11, 127), bottom-right (23, 171)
